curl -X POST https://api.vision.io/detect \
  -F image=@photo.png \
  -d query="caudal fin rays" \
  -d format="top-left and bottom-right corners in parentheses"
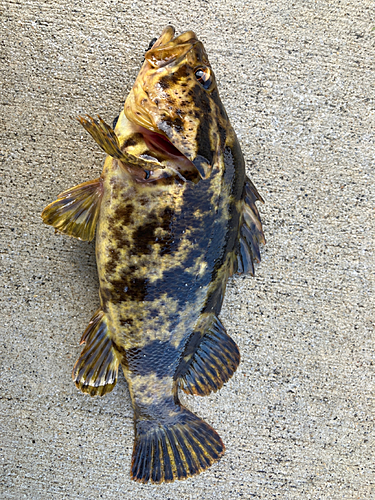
top-left (131, 405), bottom-right (224, 483)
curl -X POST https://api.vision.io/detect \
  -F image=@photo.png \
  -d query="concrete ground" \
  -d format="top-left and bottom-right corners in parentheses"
top-left (1, 0), bottom-right (374, 498)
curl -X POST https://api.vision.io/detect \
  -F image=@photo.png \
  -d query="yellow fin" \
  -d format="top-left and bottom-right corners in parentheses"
top-left (132, 404), bottom-right (224, 483)
top-left (177, 316), bottom-right (240, 396)
top-left (41, 178), bottom-right (103, 241)
top-left (77, 114), bottom-right (164, 173)
top-left (72, 310), bottom-right (120, 397)
top-left (78, 115), bottom-right (125, 159)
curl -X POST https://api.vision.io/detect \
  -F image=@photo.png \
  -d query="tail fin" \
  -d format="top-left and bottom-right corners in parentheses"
top-left (131, 405), bottom-right (224, 484)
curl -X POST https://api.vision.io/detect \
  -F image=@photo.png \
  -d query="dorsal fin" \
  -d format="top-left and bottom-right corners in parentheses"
top-left (236, 176), bottom-right (265, 276)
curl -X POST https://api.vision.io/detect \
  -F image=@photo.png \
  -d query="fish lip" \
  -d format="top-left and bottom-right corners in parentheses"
top-left (150, 25), bottom-right (176, 49)
top-left (144, 26), bottom-right (199, 68)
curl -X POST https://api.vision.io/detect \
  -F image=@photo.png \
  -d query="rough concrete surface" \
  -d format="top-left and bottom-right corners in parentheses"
top-left (1, 0), bottom-right (374, 498)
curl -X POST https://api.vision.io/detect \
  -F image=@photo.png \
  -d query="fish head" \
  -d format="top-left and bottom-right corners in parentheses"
top-left (124, 26), bottom-right (230, 178)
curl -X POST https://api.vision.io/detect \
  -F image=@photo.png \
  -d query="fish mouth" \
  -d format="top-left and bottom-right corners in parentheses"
top-left (144, 25), bottom-right (199, 68)
top-left (117, 112), bottom-right (200, 182)
top-left (148, 25), bottom-right (176, 51)
top-left (138, 124), bottom-right (189, 160)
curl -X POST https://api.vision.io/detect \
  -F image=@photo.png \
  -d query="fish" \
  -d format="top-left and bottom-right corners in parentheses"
top-left (41, 26), bottom-right (265, 484)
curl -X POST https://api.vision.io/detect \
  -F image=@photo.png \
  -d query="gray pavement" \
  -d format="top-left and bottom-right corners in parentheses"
top-left (1, 0), bottom-right (374, 498)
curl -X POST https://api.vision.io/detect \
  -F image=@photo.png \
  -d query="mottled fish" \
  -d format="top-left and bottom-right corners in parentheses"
top-left (42, 26), bottom-right (265, 484)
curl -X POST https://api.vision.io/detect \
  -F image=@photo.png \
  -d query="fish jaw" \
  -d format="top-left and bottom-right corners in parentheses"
top-left (114, 110), bottom-right (201, 182)
top-left (124, 26), bottom-right (232, 176)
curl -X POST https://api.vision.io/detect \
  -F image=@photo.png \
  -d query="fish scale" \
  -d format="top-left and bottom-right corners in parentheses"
top-left (41, 25), bottom-right (265, 484)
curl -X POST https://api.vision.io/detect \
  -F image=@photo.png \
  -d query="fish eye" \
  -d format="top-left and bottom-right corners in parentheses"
top-left (194, 67), bottom-right (212, 90)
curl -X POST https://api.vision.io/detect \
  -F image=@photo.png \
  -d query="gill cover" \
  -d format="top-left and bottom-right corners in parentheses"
top-left (124, 26), bottom-right (232, 177)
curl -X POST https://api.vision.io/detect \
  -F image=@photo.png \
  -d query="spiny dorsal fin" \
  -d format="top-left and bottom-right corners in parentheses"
top-left (72, 310), bottom-right (120, 397)
top-left (177, 316), bottom-right (240, 396)
top-left (236, 175), bottom-right (265, 275)
top-left (41, 178), bottom-right (103, 241)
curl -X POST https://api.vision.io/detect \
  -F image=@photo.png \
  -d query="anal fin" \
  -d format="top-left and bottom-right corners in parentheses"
top-left (177, 316), bottom-right (240, 396)
top-left (41, 178), bottom-right (103, 241)
top-left (72, 310), bottom-right (120, 397)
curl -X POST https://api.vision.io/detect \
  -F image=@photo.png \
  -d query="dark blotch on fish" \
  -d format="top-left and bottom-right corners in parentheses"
top-left (127, 340), bottom-right (179, 377)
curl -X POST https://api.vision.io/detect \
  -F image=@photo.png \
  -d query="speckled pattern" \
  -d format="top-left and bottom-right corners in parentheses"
top-left (1, 0), bottom-right (374, 498)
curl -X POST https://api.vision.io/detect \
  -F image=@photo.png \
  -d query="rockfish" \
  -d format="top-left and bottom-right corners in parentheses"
top-left (42, 26), bottom-right (265, 483)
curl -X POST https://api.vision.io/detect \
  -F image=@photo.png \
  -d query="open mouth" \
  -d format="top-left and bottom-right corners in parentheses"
top-left (141, 127), bottom-right (187, 159)
top-left (121, 118), bottom-right (200, 183)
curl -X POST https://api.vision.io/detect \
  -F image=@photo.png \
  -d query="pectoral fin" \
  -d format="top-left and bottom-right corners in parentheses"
top-left (236, 176), bottom-right (265, 275)
top-left (72, 310), bottom-right (120, 397)
top-left (176, 316), bottom-right (240, 396)
top-left (41, 178), bottom-right (103, 241)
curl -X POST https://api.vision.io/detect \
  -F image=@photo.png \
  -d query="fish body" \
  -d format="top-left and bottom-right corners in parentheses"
top-left (42, 27), bottom-right (265, 483)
